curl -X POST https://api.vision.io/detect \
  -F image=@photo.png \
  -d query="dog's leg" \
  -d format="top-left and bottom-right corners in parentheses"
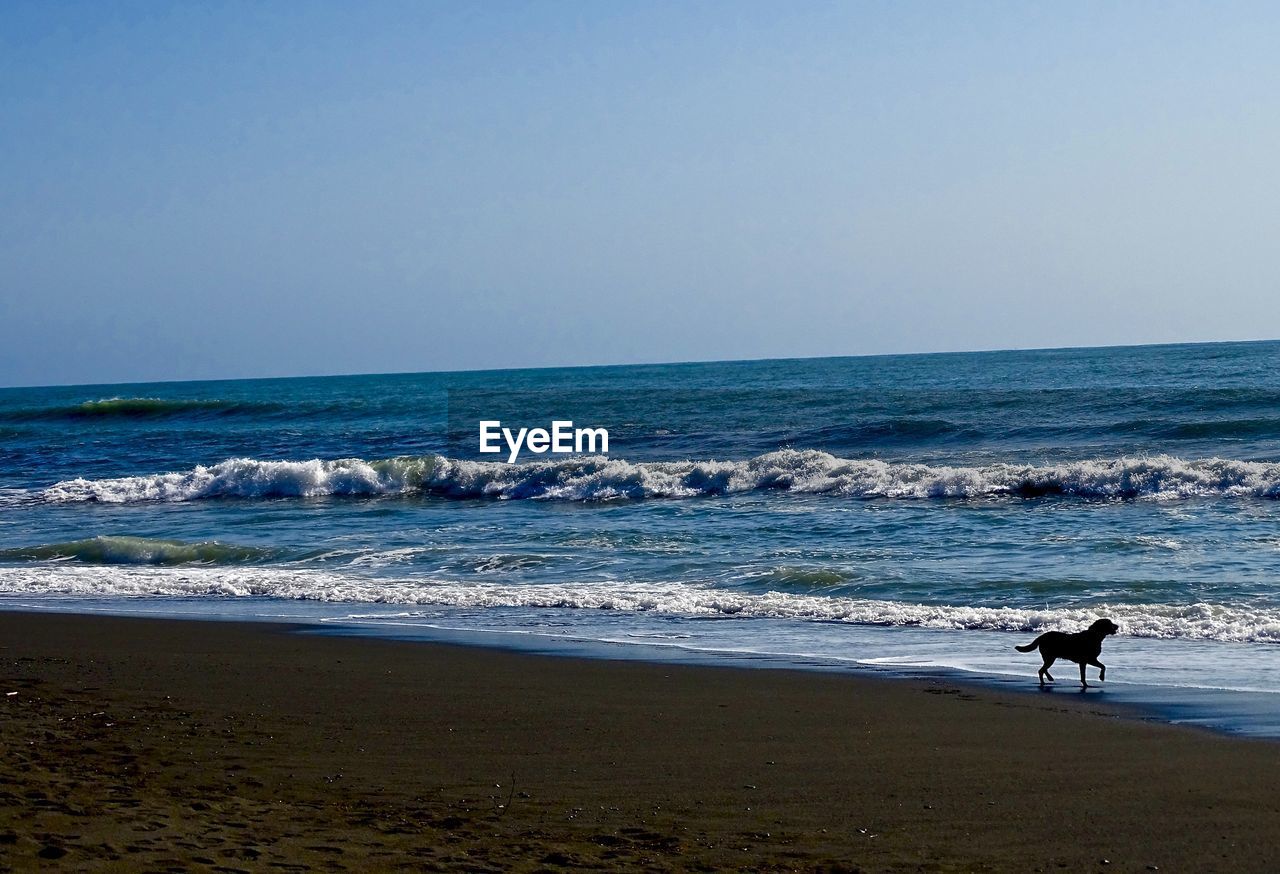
top-left (1038, 656), bottom-right (1055, 685)
top-left (1089, 658), bottom-right (1105, 682)
top-left (1079, 662), bottom-right (1090, 688)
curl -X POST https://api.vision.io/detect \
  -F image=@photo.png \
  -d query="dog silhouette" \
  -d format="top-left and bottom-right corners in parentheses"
top-left (1015, 619), bottom-right (1119, 688)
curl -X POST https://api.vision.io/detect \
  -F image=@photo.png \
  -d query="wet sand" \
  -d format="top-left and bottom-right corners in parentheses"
top-left (2, 611), bottom-right (1279, 872)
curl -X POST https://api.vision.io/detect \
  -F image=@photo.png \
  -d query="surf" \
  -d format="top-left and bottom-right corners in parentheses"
top-left (3, 564), bottom-right (1280, 644)
top-left (33, 450), bottom-right (1280, 504)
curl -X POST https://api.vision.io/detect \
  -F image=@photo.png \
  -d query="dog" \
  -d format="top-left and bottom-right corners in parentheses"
top-left (1015, 619), bottom-right (1119, 688)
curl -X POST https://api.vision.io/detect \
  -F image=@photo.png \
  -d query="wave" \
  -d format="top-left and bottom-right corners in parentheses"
top-left (745, 566), bottom-right (856, 589)
top-left (35, 449), bottom-right (1280, 504)
top-left (2, 566), bottom-right (1279, 643)
top-left (1, 397), bottom-right (282, 421)
top-left (0, 536), bottom-right (282, 566)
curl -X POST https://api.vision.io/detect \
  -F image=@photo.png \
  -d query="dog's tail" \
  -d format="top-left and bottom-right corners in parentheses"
top-left (1015, 633), bottom-right (1048, 653)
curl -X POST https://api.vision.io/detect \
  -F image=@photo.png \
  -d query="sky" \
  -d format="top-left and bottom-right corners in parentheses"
top-left (2, 1), bottom-right (1279, 387)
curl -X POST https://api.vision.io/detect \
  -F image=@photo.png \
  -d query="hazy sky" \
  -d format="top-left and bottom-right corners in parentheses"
top-left (3, 1), bottom-right (1278, 386)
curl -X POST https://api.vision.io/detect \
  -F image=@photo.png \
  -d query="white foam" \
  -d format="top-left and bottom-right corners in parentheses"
top-left (40, 456), bottom-right (438, 503)
top-left (35, 450), bottom-right (1280, 504)
top-left (2, 565), bottom-right (1279, 643)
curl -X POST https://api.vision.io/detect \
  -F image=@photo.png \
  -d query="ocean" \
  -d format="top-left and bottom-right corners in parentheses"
top-left (4, 340), bottom-right (1280, 733)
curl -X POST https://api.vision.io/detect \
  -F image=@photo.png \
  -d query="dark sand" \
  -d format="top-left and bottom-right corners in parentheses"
top-left (2, 612), bottom-right (1279, 872)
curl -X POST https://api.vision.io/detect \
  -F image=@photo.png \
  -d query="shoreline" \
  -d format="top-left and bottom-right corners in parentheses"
top-left (4, 611), bottom-right (1280, 871)
top-left (9, 599), bottom-right (1280, 739)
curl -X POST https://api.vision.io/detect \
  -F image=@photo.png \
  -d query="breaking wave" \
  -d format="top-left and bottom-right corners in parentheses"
top-left (1, 566), bottom-right (1278, 643)
top-left (36, 450), bottom-right (1280, 503)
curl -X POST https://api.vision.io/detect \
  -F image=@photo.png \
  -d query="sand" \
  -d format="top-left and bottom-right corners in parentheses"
top-left (2, 611), bottom-right (1279, 872)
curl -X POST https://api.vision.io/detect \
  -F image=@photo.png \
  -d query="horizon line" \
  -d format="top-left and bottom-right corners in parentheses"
top-left (2, 335), bottom-right (1275, 392)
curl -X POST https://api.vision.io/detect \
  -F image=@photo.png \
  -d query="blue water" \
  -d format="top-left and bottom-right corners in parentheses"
top-left (4, 341), bottom-right (1280, 733)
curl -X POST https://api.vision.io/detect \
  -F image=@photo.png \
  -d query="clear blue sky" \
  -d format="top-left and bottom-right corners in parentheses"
top-left (3, 1), bottom-right (1278, 387)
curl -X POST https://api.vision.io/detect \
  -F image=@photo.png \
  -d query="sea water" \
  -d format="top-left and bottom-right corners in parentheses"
top-left (4, 341), bottom-right (1280, 733)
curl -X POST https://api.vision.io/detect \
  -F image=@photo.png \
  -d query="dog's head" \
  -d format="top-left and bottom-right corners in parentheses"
top-left (1089, 618), bottom-right (1119, 637)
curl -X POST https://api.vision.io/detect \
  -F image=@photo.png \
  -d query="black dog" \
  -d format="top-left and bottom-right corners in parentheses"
top-left (1015, 619), bottom-right (1119, 688)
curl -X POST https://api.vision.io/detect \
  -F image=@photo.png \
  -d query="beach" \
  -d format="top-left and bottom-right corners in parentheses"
top-left (3, 612), bottom-right (1278, 872)
top-left (8, 3), bottom-right (1280, 870)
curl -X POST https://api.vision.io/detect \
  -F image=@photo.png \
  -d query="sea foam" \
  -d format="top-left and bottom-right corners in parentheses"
top-left (2, 565), bottom-right (1278, 643)
top-left (36, 450), bottom-right (1280, 503)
